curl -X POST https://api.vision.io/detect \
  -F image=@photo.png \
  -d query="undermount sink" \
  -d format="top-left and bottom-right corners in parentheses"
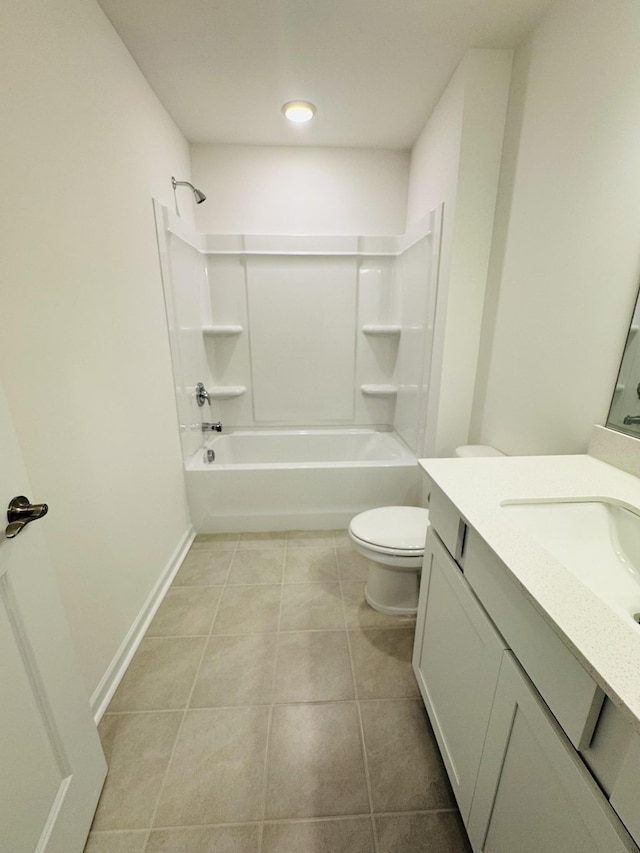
top-left (501, 499), bottom-right (640, 628)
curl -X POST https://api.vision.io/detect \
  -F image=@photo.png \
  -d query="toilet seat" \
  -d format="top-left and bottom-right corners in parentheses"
top-left (348, 531), bottom-right (423, 558)
top-left (348, 506), bottom-right (429, 554)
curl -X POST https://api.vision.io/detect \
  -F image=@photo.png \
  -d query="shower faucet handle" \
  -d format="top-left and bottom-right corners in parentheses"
top-left (195, 382), bottom-right (210, 407)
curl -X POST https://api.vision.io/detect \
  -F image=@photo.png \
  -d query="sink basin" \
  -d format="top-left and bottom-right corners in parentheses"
top-left (501, 499), bottom-right (640, 627)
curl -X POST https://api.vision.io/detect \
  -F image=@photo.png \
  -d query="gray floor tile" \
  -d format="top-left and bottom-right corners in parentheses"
top-left (146, 587), bottom-right (222, 636)
top-left (287, 530), bottom-right (336, 547)
top-left (145, 824), bottom-right (261, 852)
top-left (262, 817), bottom-right (375, 852)
top-left (375, 811), bottom-right (472, 852)
top-left (87, 528), bottom-right (467, 850)
top-left (108, 638), bottom-right (206, 712)
top-left (337, 549), bottom-right (371, 581)
top-left (279, 583), bottom-right (345, 631)
top-left (360, 700), bottom-right (456, 812)
top-left (211, 585), bottom-right (282, 634)
top-left (238, 531), bottom-right (287, 549)
top-left (173, 550), bottom-right (233, 586)
top-left (274, 631), bottom-right (354, 703)
top-left (265, 702), bottom-right (369, 819)
top-left (284, 547), bottom-right (339, 582)
top-left (227, 548), bottom-right (285, 584)
top-left (83, 830), bottom-right (148, 853)
top-left (191, 533), bottom-right (239, 551)
top-left (154, 707), bottom-right (270, 826)
top-left (92, 712), bottom-right (182, 830)
top-left (333, 530), bottom-right (353, 550)
top-left (191, 634), bottom-right (277, 707)
top-left (342, 583), bottom-right (417, 630)
top-left (349, 628), bottom-right (418, 699)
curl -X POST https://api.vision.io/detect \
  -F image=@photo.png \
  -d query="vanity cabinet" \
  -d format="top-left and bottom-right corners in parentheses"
top-left (412, 528), bottom-right (506, 820)
top-left (415, 482), bottom-right (639, 853)
top-left (467, 652), bottom-right (635, 853)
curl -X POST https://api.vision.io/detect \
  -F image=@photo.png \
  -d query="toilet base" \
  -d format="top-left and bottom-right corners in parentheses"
top-left (364, 562), bottom-right (420, 616)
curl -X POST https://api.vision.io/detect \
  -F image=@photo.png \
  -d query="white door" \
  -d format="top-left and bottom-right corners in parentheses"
top-left (0, 381), bottom-right (107, 852)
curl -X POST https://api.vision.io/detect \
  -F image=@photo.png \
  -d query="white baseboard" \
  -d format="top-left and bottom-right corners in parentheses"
top-left (90, 525), bottom-right (196, 723)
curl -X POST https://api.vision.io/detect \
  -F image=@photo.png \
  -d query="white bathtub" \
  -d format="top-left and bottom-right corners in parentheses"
top-left (185, 428), bottom-right (419, 532)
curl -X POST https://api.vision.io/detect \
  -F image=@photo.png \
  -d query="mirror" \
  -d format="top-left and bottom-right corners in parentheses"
top-left (607, 289), bottom-right (640, 436)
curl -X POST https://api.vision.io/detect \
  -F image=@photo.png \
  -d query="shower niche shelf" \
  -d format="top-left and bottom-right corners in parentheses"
top-left (209, 386), bottom-right (247, 399)
top-left (360, 384), bottom-right (398, 397)
top-left (202, 325), bottom-right (243, 337)
top-left (362, 325), bottom-right (401, 336)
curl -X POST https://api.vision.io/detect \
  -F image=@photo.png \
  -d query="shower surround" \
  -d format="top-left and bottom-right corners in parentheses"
top-left (154, 201), bottom-right (442, 531)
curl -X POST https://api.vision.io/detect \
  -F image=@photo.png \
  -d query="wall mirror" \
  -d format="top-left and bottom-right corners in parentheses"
top-left (607, 287), bottom-right (640, 436)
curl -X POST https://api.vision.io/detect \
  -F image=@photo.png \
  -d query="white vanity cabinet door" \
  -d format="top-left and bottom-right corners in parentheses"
top-left (412, 528), bottom-right (507, 822)
top-left (467, 652), bottom-right (638, 853)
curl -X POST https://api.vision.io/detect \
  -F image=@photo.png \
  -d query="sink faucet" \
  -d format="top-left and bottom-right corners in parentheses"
top-left (201, 422), bottom-right (223, 432)
top-left (623, 415), bottom-right (640, 425)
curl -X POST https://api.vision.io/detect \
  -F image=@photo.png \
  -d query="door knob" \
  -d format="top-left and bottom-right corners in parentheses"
top-left (5, 495), bottom-right (48, 539)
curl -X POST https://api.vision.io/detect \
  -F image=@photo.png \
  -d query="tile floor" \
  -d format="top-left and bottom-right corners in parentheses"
top-left (84, 530), bottom-right (471, 853)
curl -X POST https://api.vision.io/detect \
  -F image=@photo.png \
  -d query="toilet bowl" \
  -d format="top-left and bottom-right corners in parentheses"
top-left (348, 444), bottom-right (504, 615)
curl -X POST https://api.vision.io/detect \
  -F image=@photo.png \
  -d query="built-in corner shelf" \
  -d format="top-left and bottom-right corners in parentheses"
top-left (209, 386), bottom-right (247, 399)
top-left (362, 324), bottom-right (401, 336)
top-left (202, 325), bottom-right (243, 337)
top-left (360, 384), bottom-right (398, 397)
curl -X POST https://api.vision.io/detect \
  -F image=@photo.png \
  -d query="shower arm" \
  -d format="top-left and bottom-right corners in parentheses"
top-left (171, 176), bottom-right (207, 204)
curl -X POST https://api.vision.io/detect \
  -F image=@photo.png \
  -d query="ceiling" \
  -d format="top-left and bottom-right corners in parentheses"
top-left (96, 0), bottom-right (553, 149)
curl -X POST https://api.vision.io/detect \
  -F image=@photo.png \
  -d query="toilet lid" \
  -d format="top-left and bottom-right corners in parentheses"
top-left (349, 506), bottom-right (429, 551)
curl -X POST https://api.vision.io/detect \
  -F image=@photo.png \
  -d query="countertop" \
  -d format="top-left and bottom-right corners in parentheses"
top-left (419, 453), bottom-right (640, 732)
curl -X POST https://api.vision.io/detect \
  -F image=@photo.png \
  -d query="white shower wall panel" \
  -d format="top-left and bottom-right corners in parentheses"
top-left (354, 259), bottom-right (399, 425)
top-left (204, 255), bottom-right (255, 425)
top-left (246, 256), bottom-right (358, 423)
top-left (160, 227), bottom-right (211, 461)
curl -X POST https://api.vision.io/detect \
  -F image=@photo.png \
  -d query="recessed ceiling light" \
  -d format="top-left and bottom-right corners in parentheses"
top-left (282, 101), bottom-right (316, 123)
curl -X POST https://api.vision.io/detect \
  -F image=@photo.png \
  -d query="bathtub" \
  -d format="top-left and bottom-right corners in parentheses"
top-left (185, 428), bottom-right (419, 532)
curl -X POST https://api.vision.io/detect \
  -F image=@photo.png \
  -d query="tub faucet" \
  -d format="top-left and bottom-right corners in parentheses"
top-left (202, 422), bottom-right (223, 432)
top-left (623, 415), bottom-right (640, 425)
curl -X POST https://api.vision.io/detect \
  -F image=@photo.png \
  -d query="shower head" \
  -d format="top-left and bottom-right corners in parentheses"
top-left (171, 176), bottom-right (207, 204)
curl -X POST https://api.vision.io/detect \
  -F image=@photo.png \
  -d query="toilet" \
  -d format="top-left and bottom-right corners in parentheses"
top-left (348, 445), bottom-right (504, 615)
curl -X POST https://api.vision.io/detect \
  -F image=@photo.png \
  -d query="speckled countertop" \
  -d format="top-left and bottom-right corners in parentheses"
top-left (418, 454), bottom-right (640, 732)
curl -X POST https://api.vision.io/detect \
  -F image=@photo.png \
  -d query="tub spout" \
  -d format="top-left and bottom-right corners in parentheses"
top-left (202, 422), bottom-right (223, 432)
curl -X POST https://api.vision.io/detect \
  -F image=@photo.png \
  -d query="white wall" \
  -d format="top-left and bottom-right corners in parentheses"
top-left (407, 49), bottom-right (514, 457)
top-left (191, 144), bottom-right (410, 235)
top-left (473, 0), bottom-right (640, 456)
top-left (0, 0), bottom-right (193, 695)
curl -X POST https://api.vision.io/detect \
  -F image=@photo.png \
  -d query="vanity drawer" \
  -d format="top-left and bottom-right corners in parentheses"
top-left (464, 527), bottom-right (604, 750)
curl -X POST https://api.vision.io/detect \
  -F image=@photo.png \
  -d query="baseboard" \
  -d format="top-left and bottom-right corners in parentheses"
top-left (90, 524), bottom-right (196, 723)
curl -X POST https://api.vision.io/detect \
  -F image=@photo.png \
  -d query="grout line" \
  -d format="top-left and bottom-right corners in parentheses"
top-left (100, 696), bottom-right (424, 717)
top-left (144, 550), bottom-right (229, 834)
top-left (145, 708), bottom-right (188, 832)
top-left (256, 543), bottom-right (287, 852)
top-left (341, 576), bottom-right (381, 853)
top-left (87, 806), bottom-right (462, 840)
top-left (261, 813), bottom-right (374, 825)
top-left (257, 705), bottom-right (274, 853)
top-left (371, 807), bottom-right (461, 816)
